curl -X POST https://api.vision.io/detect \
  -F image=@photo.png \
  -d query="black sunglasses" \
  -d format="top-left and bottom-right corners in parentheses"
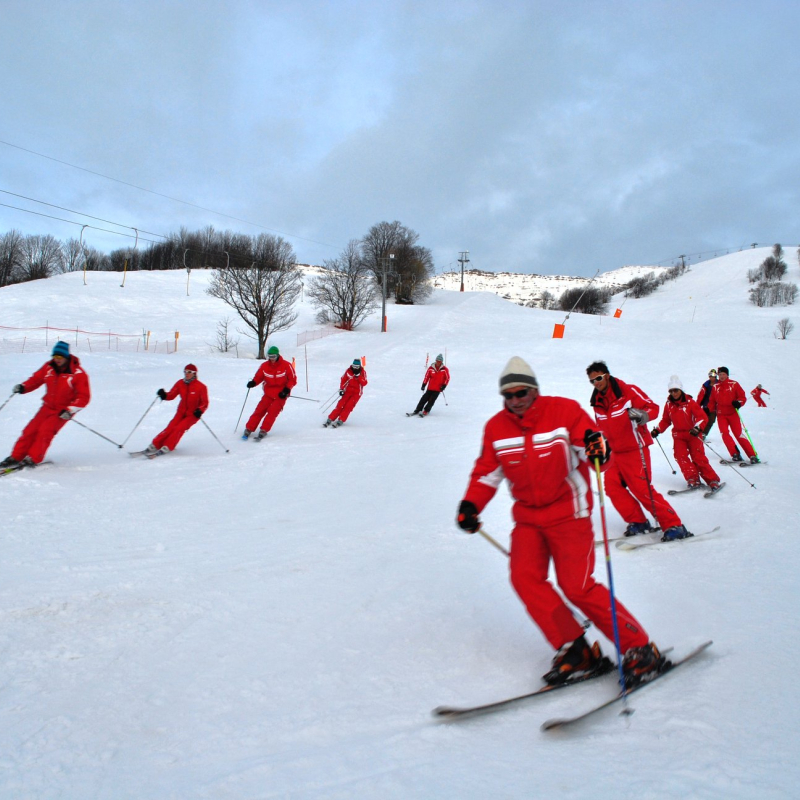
top-left (501, 388), bottom-right (531, 400)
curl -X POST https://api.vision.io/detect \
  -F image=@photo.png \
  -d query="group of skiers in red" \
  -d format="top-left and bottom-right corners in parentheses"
top-left (2, 342), bottom-right (455, 466)
top-left (456, 356), bottom-right (767, 692)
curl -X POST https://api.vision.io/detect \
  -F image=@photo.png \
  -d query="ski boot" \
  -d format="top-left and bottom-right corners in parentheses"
top-left (0, 456), bottom-right (19, 468)
top-left (333, 419), bottom-right (343, 427)
top-left (543, 635), bottom-right (612, 686)
top-left (254, 430), bottom-right (267, 441)
top-left (661, 524), bottom-right (693, 542)
top-left (20, 456), bottom-right (36, 467)
top-left (749, 455), bottom-right (760, 464)
top-left (323, 419), bottom-right (333, 428)
top-left (730, 451), bottom-right (743, 462)
top-left (144, 444), bottom-right (157, 454)
top-left (624, 520), bottom-right (653, 537)
top-left (622, 642), bottom-right (669, 688)
top-left (241, 429), bottom-right (252, 441)
top-left (687, 480), bottom-right (702, 490)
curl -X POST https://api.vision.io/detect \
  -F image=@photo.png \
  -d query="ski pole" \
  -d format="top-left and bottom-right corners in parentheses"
top-left (121, 397), bottom-right (158, 447)
top-left (594, 457), bottom-right (630, 707)
top-left (234, 388), bottom-right (250, 432)
top-left (441, 390), bottom-right (449, 407)
top-left (477, 527), bottom-right (509, 556)
top-left (653, 434), bottom-right (676, 474)
top-left (632, 421), bottom-right (659, 523)
top-left (702, 439), bottom-right (756, 488)
top-left (0, 391), bottom-right (15, 416)
top-left (69, 416), bottom-right (124, 448)
top-left (288, 395), bottom-right (319, 402)
top-left (320, 390), bottom-right (339, 414)
top-left (201, 418), bottom-right (229, 453)
top-left (735, 408), bottom-right (759, 456)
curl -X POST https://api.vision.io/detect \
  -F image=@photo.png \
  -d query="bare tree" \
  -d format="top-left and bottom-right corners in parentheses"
top-left (360, 220), bottom-right (434, 304)
top-left (307, 240), bottom-right (379, 330)
top-left (214, 317), bottom-right (240, 353)
top-left (775, 317), bottom-right (794, 339)
top-left (207, 234), bottom-right (301, 359)
top-left (19, 234), bottom-right (63, 281)
top-left (60, 237), bottom-right (84, 273)
top-left (0, 229), bottom-right (24, 286)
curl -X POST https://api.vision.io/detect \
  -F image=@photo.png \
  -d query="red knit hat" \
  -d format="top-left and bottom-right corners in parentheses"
top-left (184, 364), bottom-right (198, 373)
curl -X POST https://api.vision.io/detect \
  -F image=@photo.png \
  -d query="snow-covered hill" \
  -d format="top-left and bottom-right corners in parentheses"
top-left (0, 248), bottom-right (798, 798)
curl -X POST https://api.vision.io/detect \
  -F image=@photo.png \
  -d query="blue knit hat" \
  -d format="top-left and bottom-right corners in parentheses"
top-left (435, 354), bottom-right (444, 362)
top-left (52, 341), bottom-right (70, 358)
top-left (352, 359), bottom-right (361, 367)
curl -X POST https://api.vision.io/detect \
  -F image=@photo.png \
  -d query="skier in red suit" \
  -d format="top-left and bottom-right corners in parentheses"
top-left (651, 375), bottom-right (720, 490)
top-left (456, 356), bottom-right (665, 688)
top-left (145, 364), bottom-right (209, 455)
top-left (1, 341), bottom-right (91, 467)
top-left (243, 346), bottom-right (297, 440)
top-left (751, 385), bottom-right (769, 408)
top-left (324, 359), bottom-right (368, 428)
top-left (410, 354), bottom-right (450, 416)
top-left (707, 366), bottom-right (757, 462)
top-left (586, 361), bottom-right (690, 541)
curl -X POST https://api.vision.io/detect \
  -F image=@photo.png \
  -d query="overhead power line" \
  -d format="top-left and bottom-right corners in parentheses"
top-left (0, 138), bottom-right (338, 249)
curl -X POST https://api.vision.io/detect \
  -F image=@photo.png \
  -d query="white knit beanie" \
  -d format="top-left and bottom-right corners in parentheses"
top-left (668, 375), bottom-right (683, 391)
top-left (499, 357), bottom-right (538, 392)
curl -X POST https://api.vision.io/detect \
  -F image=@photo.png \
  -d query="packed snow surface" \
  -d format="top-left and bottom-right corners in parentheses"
top-left (1, 249), bottom-right (798, 798)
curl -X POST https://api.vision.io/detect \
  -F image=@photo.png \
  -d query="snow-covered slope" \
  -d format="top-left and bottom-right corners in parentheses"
top-left (0, 249), bottom-right (798, 798)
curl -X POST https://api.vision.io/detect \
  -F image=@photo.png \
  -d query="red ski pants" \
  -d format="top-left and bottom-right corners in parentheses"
top-left (153, 413), bottom-right (199, 452)
top-left (246, 393), bottom-right (287, 433)
top-left (12, 406), bottom-right (68, 464)
top-left (717, 412), bottom-right (755, 458)
top-left (329, 392), bottom-right (361, 423)
top-left (754, 397), bottom-right (767, 408)
top-left (672, 435), bottom-right (719, 485)
top-left (509, 516), bottom-right (649, 651)
top-left (604, 448), bottom-right (682, 530)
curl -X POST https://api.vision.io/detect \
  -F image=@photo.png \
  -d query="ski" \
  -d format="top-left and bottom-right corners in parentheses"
top-left (406, 412), bottom-right (418, 417)
top-left (541, 640), bottom-right (713, 731)
top-left (0, 460), bottom-right (52, 476)
top-left (615, 525), bottom-right (721, 551)
top-left (594, 528), bottom-right (661, 547)
top-left (129, 449), bottom-right (152, 457)
top-left (719, 459), bottom-right (765, 467)
top-left (433, 663), bottom-right (616, 720)
top-left (703, 482), bottom-right (726, 498)
top-left (667, 485), bottom-right (704, 496)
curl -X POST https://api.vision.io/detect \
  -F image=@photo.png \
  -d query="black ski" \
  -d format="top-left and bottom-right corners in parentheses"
top-left (615, 525), bottom-right (721, 551)
top-left (433, 663), bottom-right (616, 720)
top-left (541, 640), bottom-right (713, 731)
top-left (594, 528), bottom-right (661, 547)
top-left (406, 412), bottom-right (418, 417)
top-left (719, 459), bottom-right (765, 467)
top-left (667, 485), bottom-right (703, 496)
top-left (1, 460), bottom-right (53, 476)
top-left (703, 482), bottom-right (725, 498)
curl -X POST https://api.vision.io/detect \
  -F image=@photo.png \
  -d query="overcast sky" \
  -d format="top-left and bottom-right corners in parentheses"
top-left (2, 0), bottom-right (799, 276)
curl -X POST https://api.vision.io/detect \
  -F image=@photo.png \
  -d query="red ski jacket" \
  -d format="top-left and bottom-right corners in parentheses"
top-left (707, 379), bottom-right (746, 416)
top-left (696, 379), bottom-right (717, 410)
top-left (462, 395), bottom-right (597, 527)
top-left (251, 356), bottom-right (297, 398)
top-left (590, 377), bottom-right (658, 454)
top-left (340, 367), bottom-right (368, 396)
top-left (423, 363), bottom-right (450, 392)
top-left (22, 355), bottom-right (91, 412)
top-left (165, 378), bottom-right (209, 417)
top-left (751, 386), bottom-right (769, 401)
top-left (655, 393), bottom-right (707, 440)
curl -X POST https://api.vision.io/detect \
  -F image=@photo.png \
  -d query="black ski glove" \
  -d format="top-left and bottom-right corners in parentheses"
top-left (338, 390), bottom-right (345, 396)
top-left (650, 427), bottom-right (659, 438)
top-left (441, 384), bottom-right (447, 391)
top-left (689, 427), bottom-right (704, 439)
top-left (13, 384), bottom-right (25, 394)
top-left (157, 388), bottom-right (167, 400)
top-left (584, 430), bottom-right (611, 465)
top-left (59, 409), bottom-right (75, 420)
top-left (732, 400), bottom-right (741, 410)
top-left (456, 500), bottom-right (480, 533)
top-left (420, 383), bottom-right (426, 391)
top-left (193, 409), bottom-right (203, 418)
top-left (278, 388), bottom-right (290, 399)
top-left (247, 380), bottom-right (257, 389)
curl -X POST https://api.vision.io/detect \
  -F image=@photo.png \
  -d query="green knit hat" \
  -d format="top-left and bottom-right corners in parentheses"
top-left (267, 346), bottom-right (279, 356)
top-left (435, 354), bottom-right (444, 362)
